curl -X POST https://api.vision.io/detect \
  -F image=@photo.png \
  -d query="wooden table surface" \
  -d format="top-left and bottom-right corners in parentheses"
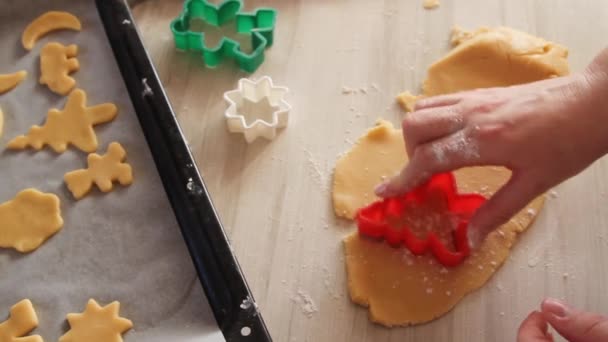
top-left (132, 1), bottom-right (608, 341)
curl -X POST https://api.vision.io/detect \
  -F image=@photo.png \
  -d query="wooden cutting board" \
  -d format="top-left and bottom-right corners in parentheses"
top-left (132, 1), bottom-right (608, 341)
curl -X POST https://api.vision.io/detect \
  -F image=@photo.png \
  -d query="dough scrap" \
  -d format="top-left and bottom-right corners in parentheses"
top-left (0, 299), bottom-right (43, 342)
top-left (64, 142), bottom-right (134, 200)
top-left (8, 88), bottom-right (118, 153)
top-left (0, 189), bottom-right (63, 253)
top-left (22, 11), bottom-right (81, 51)
top-left (337, 121), bottom-right (544, 326)
top-left (423, 0), bottom-right (440, 10)
top-left (59, 299), bottom-right (133, 342)
top-left (0, 71), bottom-right (27, 95)
top-left (40, 42), bottom-right (79, 95)
top-left (397, 27), bottom-right (570, 111)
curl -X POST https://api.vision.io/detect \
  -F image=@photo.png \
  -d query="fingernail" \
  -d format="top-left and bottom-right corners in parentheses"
top-left (542, 298), bottom-right (568, 318)
top-left (466, 224), bottom-right (481, 249)
top-left (374, 182), bottom-right (389, 196)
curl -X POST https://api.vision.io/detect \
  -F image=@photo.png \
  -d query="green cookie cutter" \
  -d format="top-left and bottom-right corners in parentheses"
top-left (170, 0), bottom-right (277, 73)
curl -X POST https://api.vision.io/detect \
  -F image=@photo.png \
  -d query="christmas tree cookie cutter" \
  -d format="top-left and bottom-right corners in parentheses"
top-left (170, 0), bottom-right (277, 73)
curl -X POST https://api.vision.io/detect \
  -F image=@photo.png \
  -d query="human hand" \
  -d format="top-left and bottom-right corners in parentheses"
top-left (517, 298), bottom-right (608, 342)
top-left (375, 49), bottom-right (608, 247)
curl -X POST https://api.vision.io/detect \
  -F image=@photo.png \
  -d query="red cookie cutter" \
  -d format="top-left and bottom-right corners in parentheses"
top-left (356, 173), bottom-right (486, 267)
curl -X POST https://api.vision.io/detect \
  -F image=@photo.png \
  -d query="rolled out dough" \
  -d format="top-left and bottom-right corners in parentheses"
top-left (336, 27), bottom-right (569, 326)
top-left (397, 26), bottom-right (570, 111)
top-left (337, 121), bottom-right (544, 326)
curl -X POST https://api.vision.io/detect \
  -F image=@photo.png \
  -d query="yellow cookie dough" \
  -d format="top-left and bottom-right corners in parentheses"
top-left (0, 71), bottom-right (27, 95)
top-left (337, 122), bottom-right (544, 326)
top-left (0, 189), bottom-right (63, 253)
top-left (8, 88), bottom-right (118, 153)
top-left (337, 26), bottom-right (570, 327)
top-left (333, 120), bottom-right (406, 219)
top-left (397, 27), bottom-right (570, 111)
top-left (59, 299), bottom-right (133, 342)
top-left (64, 142), bottom-right (134, 200)
top-left (423, 0), bottom-right (440, 10)
top-left (40, 42), bottom-right (79, 96)
top-left (0, 299), bottom-right (43, 342)
top-left (22, 11), bottom-right (81, 51)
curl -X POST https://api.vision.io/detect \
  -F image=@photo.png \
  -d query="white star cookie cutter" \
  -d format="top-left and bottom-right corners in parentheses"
top-left (223, 76), bottom-right (291, 143)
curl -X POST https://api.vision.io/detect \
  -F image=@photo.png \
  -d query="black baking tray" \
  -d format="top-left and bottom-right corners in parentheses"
top-left (95, 1), bottom-right (271, 341)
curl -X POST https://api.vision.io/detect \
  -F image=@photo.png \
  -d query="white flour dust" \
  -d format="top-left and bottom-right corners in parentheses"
top-left (291, 289), bottom-right (318, 318)
top-left (431, 130), bottom-right (479, 165)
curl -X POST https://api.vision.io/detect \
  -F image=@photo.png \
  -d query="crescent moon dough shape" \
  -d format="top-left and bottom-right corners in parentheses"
top-left (22, 11), bottom-right (81, 51)
top-left (0, 71), bottom-right (27, 95)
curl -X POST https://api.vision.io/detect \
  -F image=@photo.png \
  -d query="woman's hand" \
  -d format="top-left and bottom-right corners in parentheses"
top-left (517, 299), bottom-right (608, 342)
top-left (376, 49), bottom-right (608, 246)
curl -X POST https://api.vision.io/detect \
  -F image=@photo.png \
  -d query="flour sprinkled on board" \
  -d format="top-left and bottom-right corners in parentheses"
top-left (292, 289), bottom-right (318, 318)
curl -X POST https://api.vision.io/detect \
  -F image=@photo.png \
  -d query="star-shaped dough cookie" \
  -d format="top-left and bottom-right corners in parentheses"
top-left (64, 142), bottom-right (133, 200)
top-left (59, 299), bottom-right (133, 342)
top-left (0, 299), bottom-right (43, 342)
top-left (7, 88), bottom-right (117, 153)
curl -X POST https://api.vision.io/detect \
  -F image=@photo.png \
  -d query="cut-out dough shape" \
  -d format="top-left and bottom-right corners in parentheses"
top-left (336, 121), bottom-right (545, 326)
top-left (0, 299), bottom-right (43, 342)
top-left (0, 71), bottom-right (27, 95)
top-left (22, 11), bottom-right (81, 51)
top-left (397, 26), bottom-right (570, 111)
top-left (40, 42), bottom-right (79, 95)
top-left (0, 189), bottom-right (63, 253)
top-left (59, 299), bottom-right (133, 342)
top-left (64, 142), bottom-right (134, 200)
top-left (8, 88), bottom-right (118, 153)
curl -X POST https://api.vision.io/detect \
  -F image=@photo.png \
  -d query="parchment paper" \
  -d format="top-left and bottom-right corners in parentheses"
top-left (0, 1), bottom-right (225, 341)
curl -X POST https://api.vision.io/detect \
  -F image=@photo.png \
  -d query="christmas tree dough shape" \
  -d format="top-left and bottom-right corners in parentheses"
top-left (40, 42), bottom-right (79, 95)
top-left (396, 26), bottom-right (570, 111)
top-left (0, 299), bottom-right (43, 342)
top-left (59, 299), bottom-right (133, 342)
top-left (64, 142), bottom-right (133, 200)
top-left (8, 88), bottom-right (117, 153)
top-left (22, 11), bottom-right (81, 51)
top-left (0, 71), bottom-right (27, 95)
top-left (336, 121), bottom-right (544, 326)
top-left (0, 189), bottom-right (63, 253)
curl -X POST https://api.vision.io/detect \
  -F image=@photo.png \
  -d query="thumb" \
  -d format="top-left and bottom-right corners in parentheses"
top-left (541, 298), bottom-right (608, 342)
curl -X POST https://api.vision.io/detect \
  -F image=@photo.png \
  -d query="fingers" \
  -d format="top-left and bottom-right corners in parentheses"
top-left (403, 106), bottom-right (465, 156)
top-left (517, 311), bottom-right (554, 342)
top-left (468, 173), bottom-right (541, 247)
top-left (375, 130), bottom-right (481, 197)
top-left (414, 93), bottom-right (464, 110)
top-left (542, 298), bottom-right (608, 342)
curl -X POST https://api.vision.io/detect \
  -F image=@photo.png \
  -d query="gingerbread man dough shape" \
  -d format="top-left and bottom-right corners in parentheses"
top-left (0, 189), bottom-right (63, 253)
top-left (40, 42), bottom-right (79, 95)
top-left (0, 300), bottom-right (43, 342)
top-left (64, 142), bottom-right (134, 199)
top-left (59, 299), bottom-right (133, 342)
top-left (8, 88), bottom-right (118, 153)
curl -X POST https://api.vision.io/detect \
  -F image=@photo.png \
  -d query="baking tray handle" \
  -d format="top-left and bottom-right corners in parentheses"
top-left (95, 1), bottom-right (272, 341)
